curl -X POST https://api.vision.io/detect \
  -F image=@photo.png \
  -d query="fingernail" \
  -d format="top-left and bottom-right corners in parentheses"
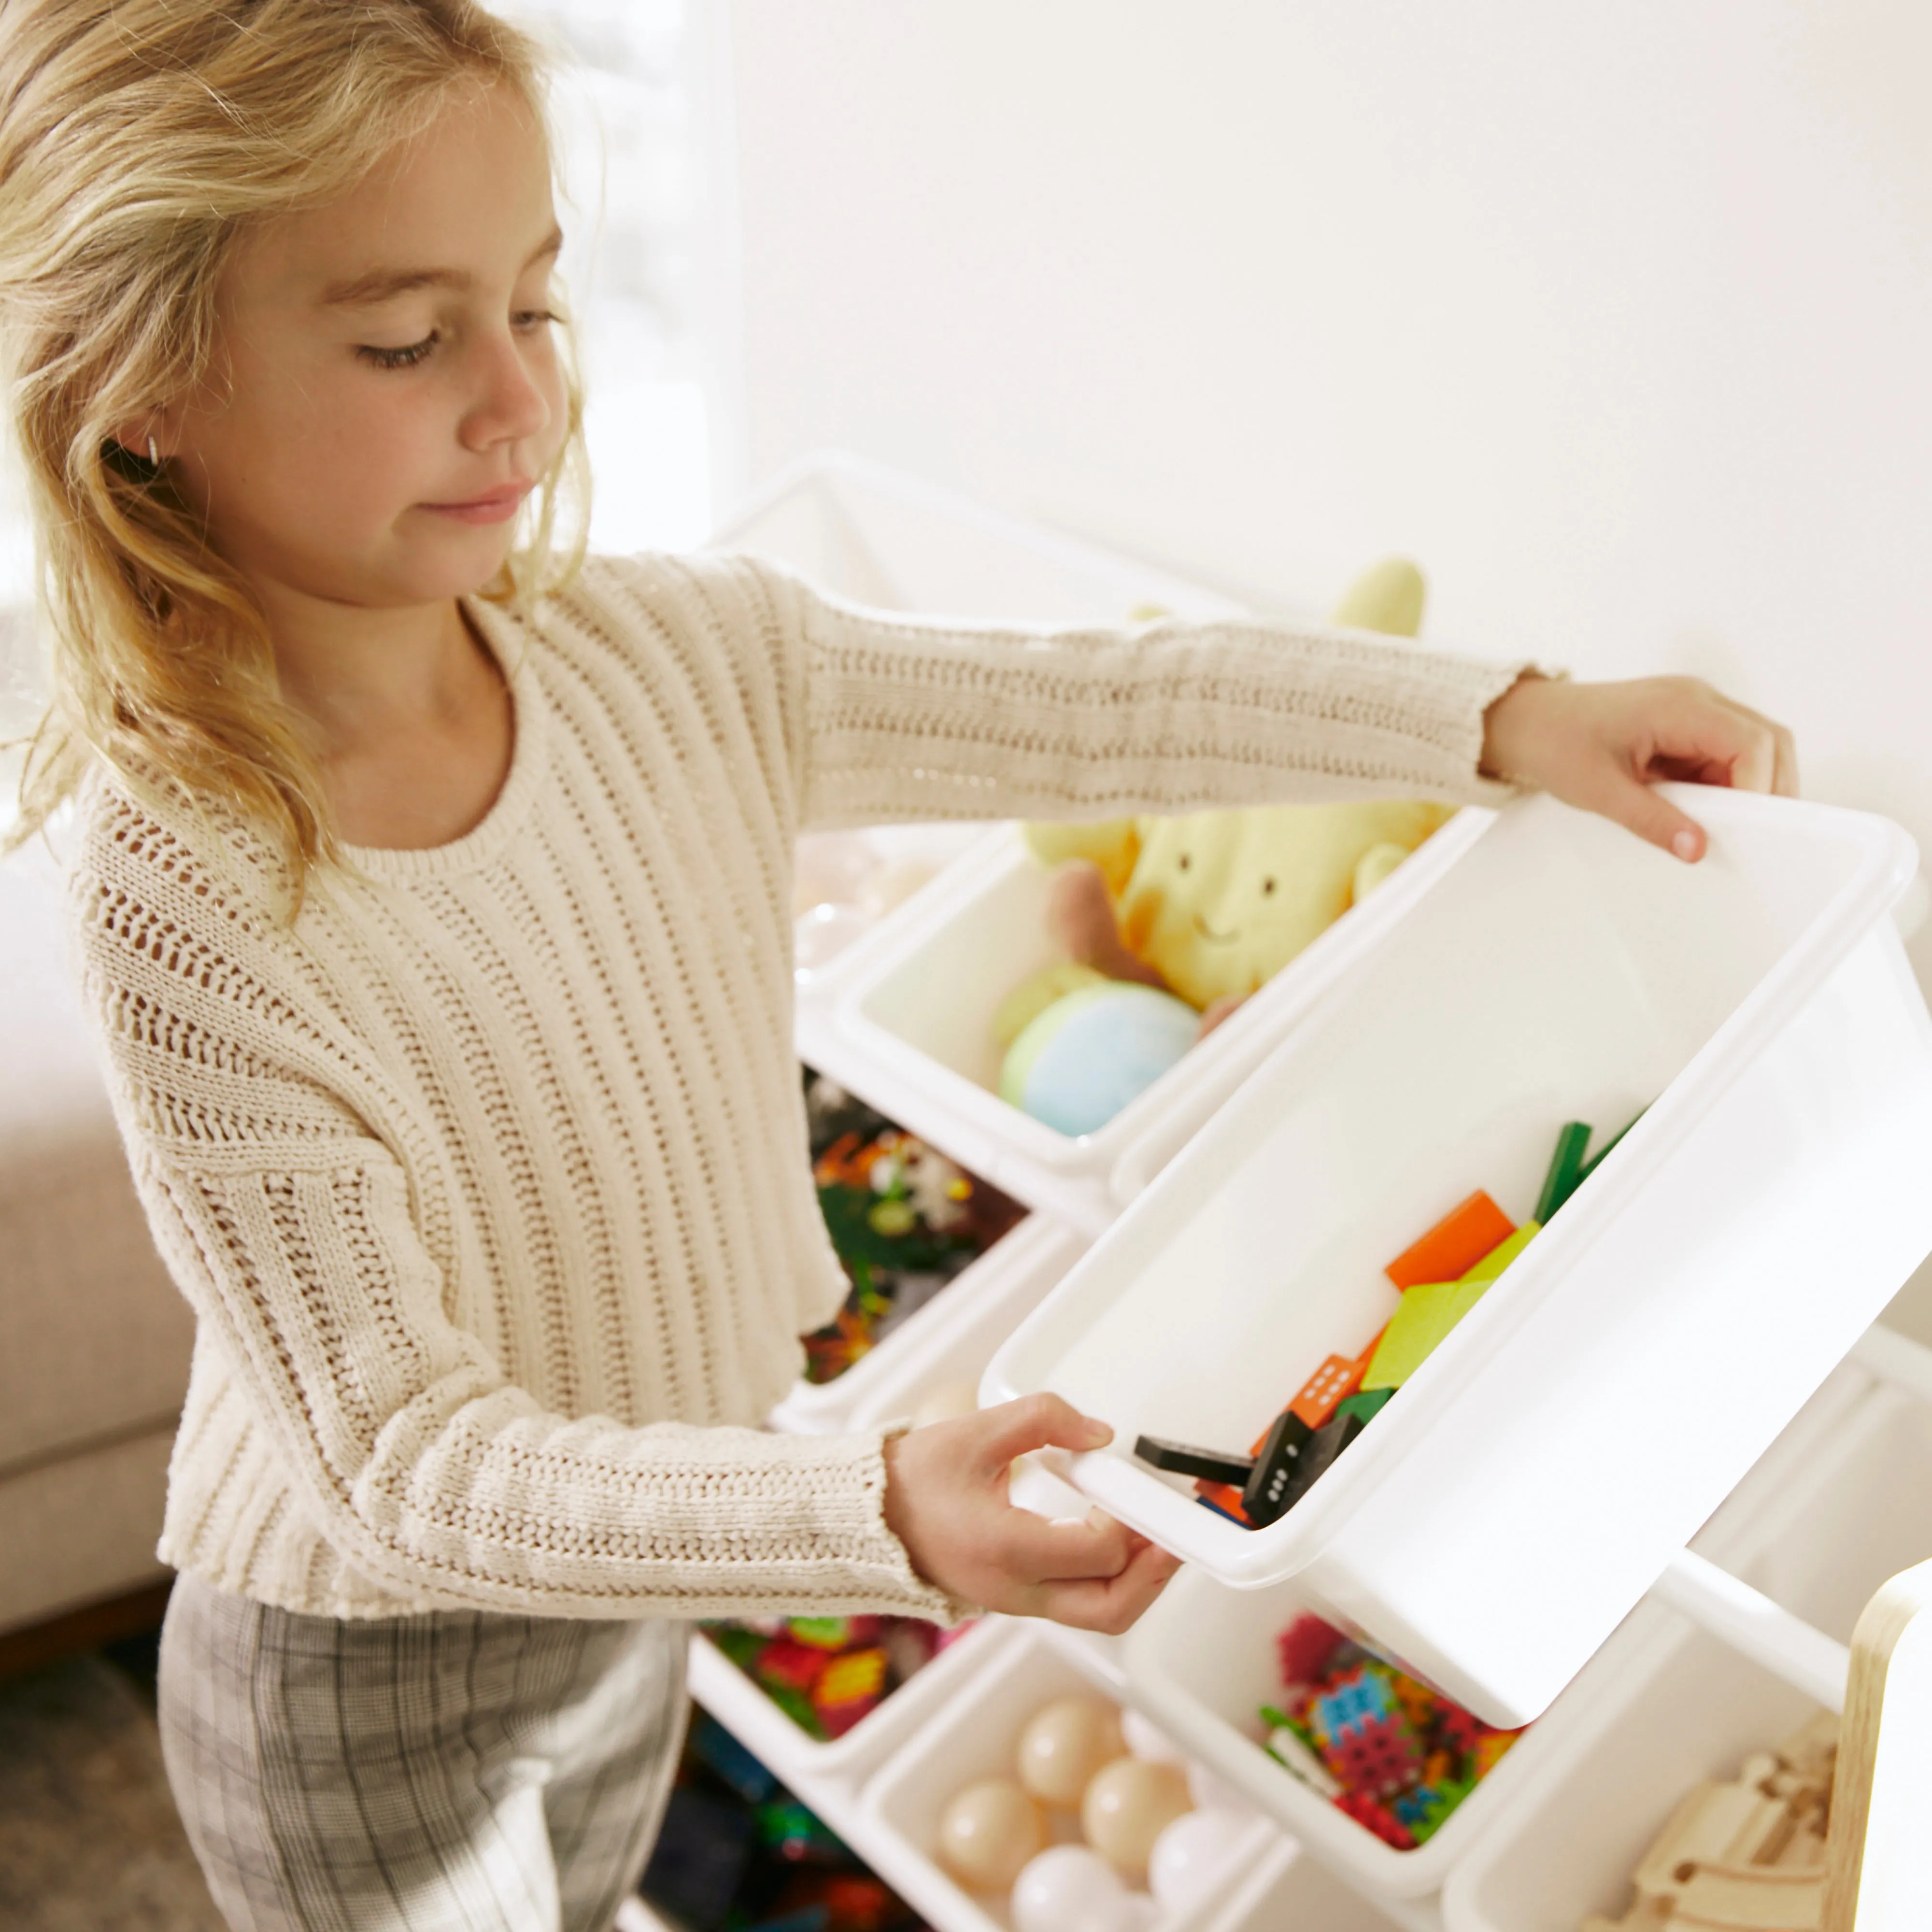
top-left (1082, 1417), bottom-right (1113, 1447)
top-left (1672, 829), bottom-right (1698, 862)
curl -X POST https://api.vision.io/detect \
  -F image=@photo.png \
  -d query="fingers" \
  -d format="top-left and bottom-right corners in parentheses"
top-left (993, 1504), bottom-right (1137, 1583)
top-left (970, 1392), bottom-right (1113, 1469)
top-left (1647, 681), bottom-right (1798, 800)
top-left (1035, 1539), bottom-right (1184, 1636)
top-left (1579, 763), bottom-right (1708, 864)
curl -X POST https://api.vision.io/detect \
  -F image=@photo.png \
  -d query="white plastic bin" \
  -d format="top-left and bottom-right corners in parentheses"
top-left (858, 1619), bottom-right (1284, 1932)
top-left (1195, 1838), bottom-right (1427, 1932)
top-left (1112, 1367), bottom-right (1871, 1899)
top-left (1441, 1367), bottom-right (1932, 1932)
top-left (985, 786), bottom-right (1932, 1725)
top-left (769, 1213), bottom-right (1090, 1435)
top-left (796, 811), bottom-right (1492, 1236)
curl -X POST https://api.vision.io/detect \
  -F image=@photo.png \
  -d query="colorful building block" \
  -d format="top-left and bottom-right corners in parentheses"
top-left (1362, 1276), bottom-right (1493, 1391)
top-left (1384, 1190), bottom-right (1516, 1289)
top-left (1458, 1221), bottom-right (1539, 1283)
top-left (1534, 1121), bottom-right (1594, 1223)
top-left (1335, 1386), bottom-right (1395, 1429)
top-left (1288, 1351), bottom-right (1365, 1428)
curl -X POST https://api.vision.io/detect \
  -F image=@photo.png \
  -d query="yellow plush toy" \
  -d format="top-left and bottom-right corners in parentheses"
top-left (994, 561), bottom-right (1456, 1095)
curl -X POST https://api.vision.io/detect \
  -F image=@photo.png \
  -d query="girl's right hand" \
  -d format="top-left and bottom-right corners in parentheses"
top-left (882, 1394), bottom-right (1182, 1634)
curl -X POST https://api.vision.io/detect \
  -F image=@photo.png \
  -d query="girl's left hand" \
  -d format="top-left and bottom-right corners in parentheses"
top-left (1480, 673), bottom-right (1799, 864)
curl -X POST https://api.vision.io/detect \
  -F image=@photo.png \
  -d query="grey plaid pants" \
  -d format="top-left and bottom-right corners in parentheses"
top-left (157, 1573), bottom-right (688, 1932)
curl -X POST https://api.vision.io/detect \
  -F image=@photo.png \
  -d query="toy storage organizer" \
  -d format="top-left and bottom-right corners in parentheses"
top-left (985, 783), bottom-right (1932, 1724)
top-left (683, 457), bottom-right (1932, 1930)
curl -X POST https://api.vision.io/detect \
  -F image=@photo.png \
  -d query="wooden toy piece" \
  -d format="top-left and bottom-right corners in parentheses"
top-left (1335, 1386), bottom-right (1396, 1429)
top-left (1534, 1120), bottom-right (1595, 1223)
top-left (1672, 1866), bottom-right (1825, 1929)
top-left (1634, 1781), bottom-right (1792, 1906)
top-left (1017, 1695), bottom-right (1126, 1809)
top-left (1268, 1409), bottom-right (1366, 1519)
top-left (1384, 1190), bottom-right (1516, 1289)
top-left (1288, 1350), bottom-right (1366, 1429)
top-left (1578, 1105), bottom-right (1650, 1185)
top-left (1135, 1435), bottom-right (1256, 1487)
top-left (937, 1777), bottom-right (1047, 1891)
top-left (1242, 1408), bottom-right (1317, 1526)
top-left (1459, 1221), bottom-right (1540, 1284)
top-left (1362, 1277), bottom-right (1494, 1391)
top-left (1080, 1758), bottom-right (1193, 1884)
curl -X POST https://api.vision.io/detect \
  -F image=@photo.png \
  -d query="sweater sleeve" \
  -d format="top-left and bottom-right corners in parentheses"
top-left (733, 554), bottom-right (1540, 831)
top-left (67, 785), bottom-right (961, 1624)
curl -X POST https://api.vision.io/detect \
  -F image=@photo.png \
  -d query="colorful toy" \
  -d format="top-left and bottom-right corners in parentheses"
top-left (1017, 1695), bottom-right (1126, 1807)
top-left (1080, 1758), bottom-right (1194, 1884)
top-left (937, 1777), bottom-right (1046, 1890)
top-left (994, 560), bottom-right (1458, 1131)
top-left (703, 1613), bottom-right (963, 1742)
top-left (1259, 1613), bottom-right (1524, 1849)
top-left (1584, 1714), bottom-right (1836, 1931)
top-left (1384, 1189), bottom-right (1517, 1289)
top-left (997, 980), bottom-right (1201, 1136)
top-left (802, 1066), bottom-right (1025, 1383)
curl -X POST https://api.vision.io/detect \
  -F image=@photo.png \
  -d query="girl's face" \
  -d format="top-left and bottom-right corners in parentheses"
top-left (161, 79), bottom-right (568, 615)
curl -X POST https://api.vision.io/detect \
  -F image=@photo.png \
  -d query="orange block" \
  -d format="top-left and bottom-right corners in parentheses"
top-left (1289, 1353), bottom-right (1366, 1430)
top-left (1385, 1190), bottom-right (1516, 1290)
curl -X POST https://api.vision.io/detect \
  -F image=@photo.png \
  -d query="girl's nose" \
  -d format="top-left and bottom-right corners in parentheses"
top-left (462, 331), bottom-right (553, 451)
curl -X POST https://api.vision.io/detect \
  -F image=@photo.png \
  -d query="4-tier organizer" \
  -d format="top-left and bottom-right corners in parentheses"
top-left (656, 453), bottom-right (1932, 1932)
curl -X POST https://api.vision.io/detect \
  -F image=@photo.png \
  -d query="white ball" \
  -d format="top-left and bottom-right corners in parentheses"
top-left (1072, 1892), bottom-right (1159, 1932)
top-left (1119, 1708), bottom-right (1186, 1764)
top-left (1185, 1760), bottom-right (1256, 1817)
top-left (1149, 1808), bottom-right (1252, 1913)
top-left (1011, 1845), bottom-right (1124, 1932)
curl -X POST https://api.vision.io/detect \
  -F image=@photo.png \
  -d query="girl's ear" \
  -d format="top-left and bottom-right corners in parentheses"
top-left (107, 408), bottom-right (174, 463)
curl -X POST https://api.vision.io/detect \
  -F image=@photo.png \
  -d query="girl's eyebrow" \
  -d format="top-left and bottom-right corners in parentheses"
top-left (319, 226), bottom-right (565, 308)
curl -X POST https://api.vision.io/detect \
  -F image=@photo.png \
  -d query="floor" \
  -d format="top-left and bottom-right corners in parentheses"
top-left (0, 1636), bottom-right (226, 1932)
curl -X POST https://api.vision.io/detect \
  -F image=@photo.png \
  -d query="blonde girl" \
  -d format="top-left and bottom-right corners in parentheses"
top-left (0, 2), bottom-right (1795, 1927)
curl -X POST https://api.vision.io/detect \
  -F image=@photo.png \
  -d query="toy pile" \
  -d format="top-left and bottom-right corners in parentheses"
top-left (1136, 1110), bottom-right (1646, 1530)
top-left (934, 1686), bottom-right (1254, 1930)
top-left (994, 561), bottom-right (1458, 1136)
top-left (704, 1615), bottom-right (970, 1743)
top-left (1260, 1612), bottom-right (1524, 1850)
top-left (802, 1068), bottom-right (1025, 1384)
top-left (639, 1710), bottom-right (932, 1932)
top-left (1581, 1714), bottom-right (1838, 1931)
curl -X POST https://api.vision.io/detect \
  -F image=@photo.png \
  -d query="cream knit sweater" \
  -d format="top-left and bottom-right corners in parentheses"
top-left (65, 549), bottom-right (1527, 1623)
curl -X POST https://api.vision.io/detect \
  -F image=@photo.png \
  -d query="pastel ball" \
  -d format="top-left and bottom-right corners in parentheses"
top-left (1073, 1892), bottom-right (1159, 1932)
top-left (1081, 1758), bottom-right (1193, 1884)
top-left (937, 1777), bottom-right (1045, 1891)
top-left (1017, 1696), bottom-right (1126, 1808)
top-left (1149, 1808), bottom-right (1252, 1913)
top-left (1185, 1760), bottom-right (1255, 1817)
top-left (1011, 1845), bottom-right (1124, 1932)
top-left (1119, 1708), bottom-right (1187, 1765)
top-left (1000, 983), bottom-right (1199, 1136)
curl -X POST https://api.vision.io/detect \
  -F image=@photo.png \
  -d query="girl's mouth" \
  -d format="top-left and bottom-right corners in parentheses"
top-left (421, 482), bottom-right (531, 525)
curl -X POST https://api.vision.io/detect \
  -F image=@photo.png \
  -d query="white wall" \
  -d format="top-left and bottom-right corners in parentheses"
top-left (724, 0), bottom-right (1932, 978)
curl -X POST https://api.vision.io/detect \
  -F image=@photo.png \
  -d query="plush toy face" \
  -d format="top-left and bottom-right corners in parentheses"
top-left (1117, 800), bottom-right (1455, 1009)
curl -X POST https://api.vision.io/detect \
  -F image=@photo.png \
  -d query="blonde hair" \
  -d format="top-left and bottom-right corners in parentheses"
top-left (0, 0), bottom-right (589, 916)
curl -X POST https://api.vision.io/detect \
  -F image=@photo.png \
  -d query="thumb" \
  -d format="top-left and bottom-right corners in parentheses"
top-left (1591, 769), bottom-right (1707, 864)
top-left (973, 1392), bottom-right (1113, 1469)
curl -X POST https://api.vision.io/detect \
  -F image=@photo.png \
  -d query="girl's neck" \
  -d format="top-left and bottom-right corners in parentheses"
top-left (265, 588), bottom-right (500, 763)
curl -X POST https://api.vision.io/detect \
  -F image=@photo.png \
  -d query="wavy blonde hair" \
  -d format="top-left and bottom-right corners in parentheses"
top-left (0, 0), bottom-right (589, 917)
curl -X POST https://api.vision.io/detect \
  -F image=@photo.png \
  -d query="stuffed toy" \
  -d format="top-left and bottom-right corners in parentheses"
top-left (996, 559), bottom-right (1455, 1133)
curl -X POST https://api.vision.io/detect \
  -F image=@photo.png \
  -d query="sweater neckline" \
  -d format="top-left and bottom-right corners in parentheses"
top-left (337, 593), bottom-right (548, 883)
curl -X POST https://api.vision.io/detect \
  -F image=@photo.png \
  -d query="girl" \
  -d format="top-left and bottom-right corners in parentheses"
top-left (0, 2), bottom-right (1795, 1928)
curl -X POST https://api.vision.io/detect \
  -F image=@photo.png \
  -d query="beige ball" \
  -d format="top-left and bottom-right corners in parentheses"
top-left (937, 1777), bottom-right (1046, 1891)
top-left (1016, 1696), bottom-right (1126, 1808)
top-left (1080, 1758), bottom-right (1193, 1884)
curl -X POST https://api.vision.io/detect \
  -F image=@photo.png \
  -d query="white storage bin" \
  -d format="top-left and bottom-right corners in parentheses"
top-left (1441, 1370), bottom-right (1932, 1932)
top-left (709, 449), bottom-right (1249, 628)
top-left (1195, 1837), bottom-right (1425, 1932)
top-left (859, 1619), bottom-right (1284, 1932)
top-left (985, 786), bottom-right (1932, 1724)
top-left (796, 811), bottom-right (1492, 1236)
top-left (770, 1213), bottom-right (1090, 1435)
top-left (1111, 1366), bottom-right (1871, 1899)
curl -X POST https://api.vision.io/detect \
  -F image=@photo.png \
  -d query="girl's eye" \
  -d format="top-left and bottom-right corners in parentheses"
top-left (357, 332), bottom-right (438, 370)
top-left (515, 307), bottom-right (562, 332)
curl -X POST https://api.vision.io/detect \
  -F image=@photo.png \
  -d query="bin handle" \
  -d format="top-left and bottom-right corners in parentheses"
top-left (1651, 1548), bottom-right (1851, 1713)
